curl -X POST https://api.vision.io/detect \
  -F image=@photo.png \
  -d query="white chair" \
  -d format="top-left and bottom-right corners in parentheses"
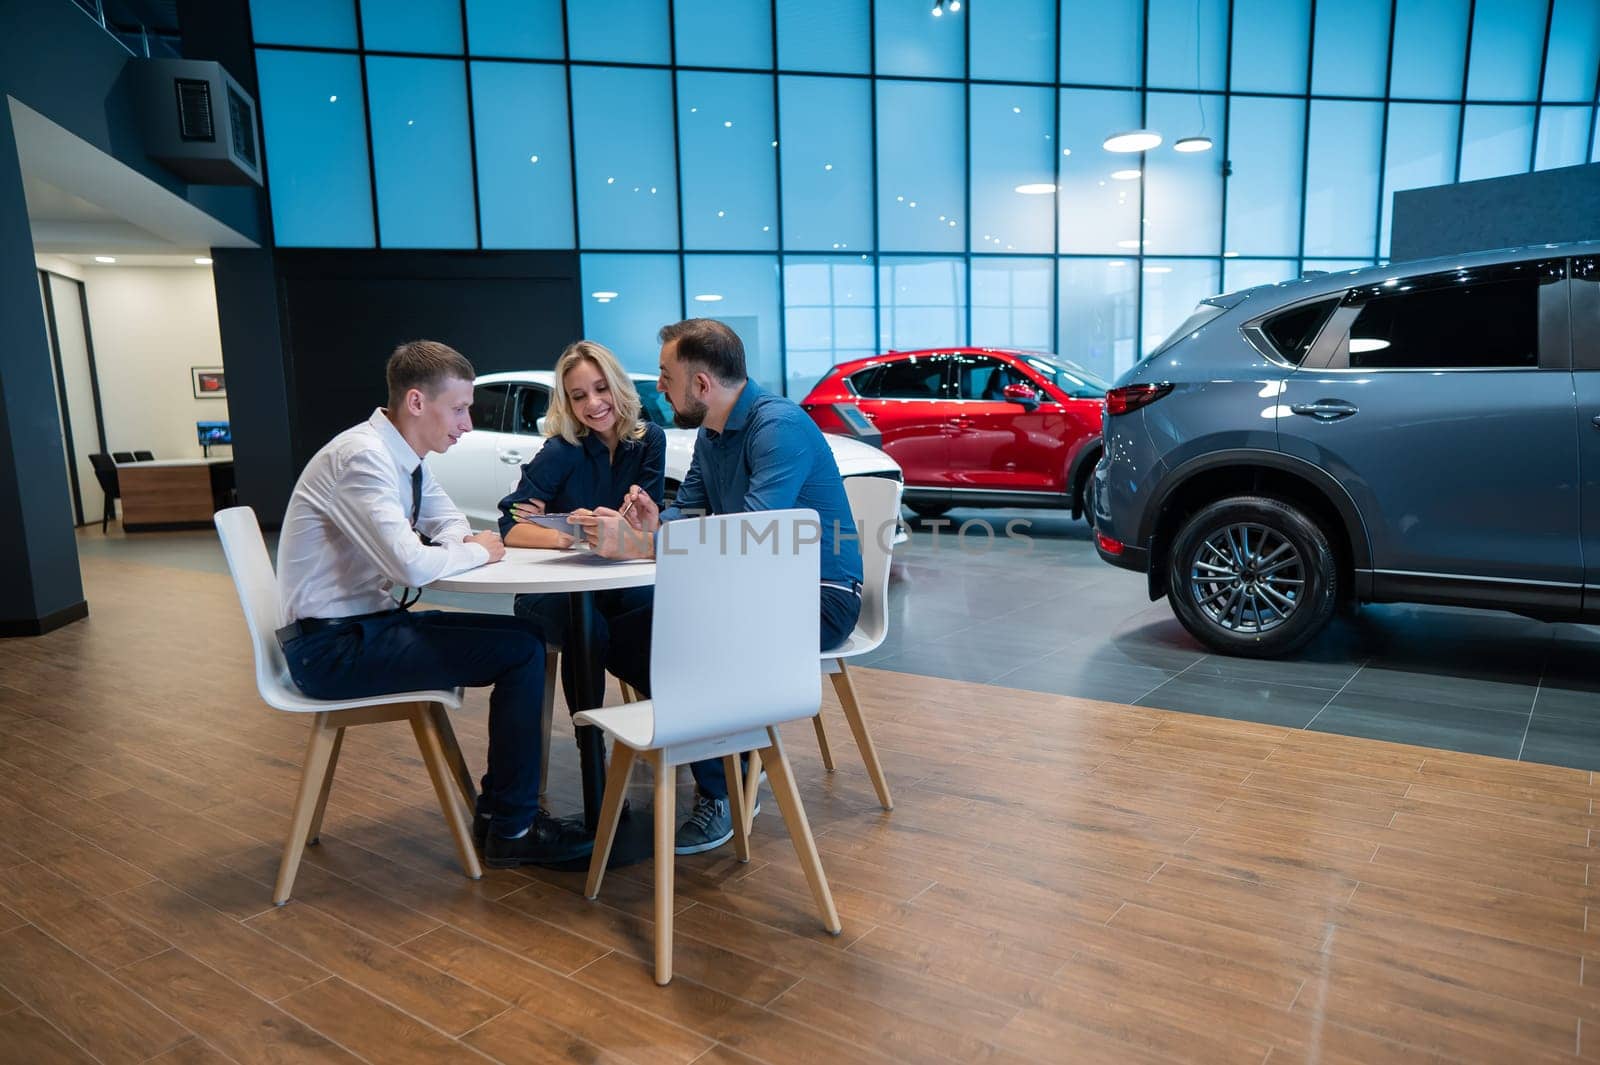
top-left (214, 507), bottom-right (482, 904)
top-left (743, 476), bottom-right (899, 819)
top-left (579, 510), bottom-right (841, 985)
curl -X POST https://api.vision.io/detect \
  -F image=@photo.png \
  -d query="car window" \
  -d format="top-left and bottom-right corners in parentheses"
top-left (637, 387), bottom-right (675, 427)
top-left (863, 357), bottom-right (947, 399)
top-left (471, 383), bottom-right (510, 431)
top-left (1261, 299), bottom-right (1337, 365)
top-left (848, 366), bottom-right (882, 396)
top-left (512, 385), bottom-right (550, 434)
top-left (954, 355), bottom-right (1031, 400)
top-left (1343, 276), bottom-right (1539, 370)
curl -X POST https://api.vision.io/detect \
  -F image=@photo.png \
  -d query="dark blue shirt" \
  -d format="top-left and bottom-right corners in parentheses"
top-left (663, 382), bottom-right (863, 586)
top-left (497, 422), bottom-right (666, 537)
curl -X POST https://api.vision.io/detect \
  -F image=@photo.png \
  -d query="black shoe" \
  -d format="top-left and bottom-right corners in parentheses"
top-left (472, 812), bottom-right (490, 851)
top-left (483, 811), bottom-right (595, 868)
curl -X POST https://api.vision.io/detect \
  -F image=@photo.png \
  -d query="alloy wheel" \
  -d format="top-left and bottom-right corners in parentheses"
top-left (1188, 522), bottom-right (1305, 634)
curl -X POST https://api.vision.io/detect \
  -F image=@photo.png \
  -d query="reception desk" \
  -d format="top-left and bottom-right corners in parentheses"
top-left (116, 458), bottom-right (235, 531)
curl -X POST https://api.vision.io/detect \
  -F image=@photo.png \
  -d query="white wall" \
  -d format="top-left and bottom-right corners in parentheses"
top-left (79, 265), bottom-right (230, 461)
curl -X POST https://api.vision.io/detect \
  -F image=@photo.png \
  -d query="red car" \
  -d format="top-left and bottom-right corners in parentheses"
top-left (801, 347), bottom-right (1107, 521)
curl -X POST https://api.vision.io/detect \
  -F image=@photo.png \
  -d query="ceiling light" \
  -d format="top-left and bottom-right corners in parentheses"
top-left (931, 0), bottom-right (943, 15)
top-left (1109, 260), bottom-right (1128, 267)
top-left (1349, 338), bottom-right (1390, 353)
top-left (1014, 183), bottom-right (1058, 195)
top-left (1222, 250), bottom-right (1240, 258)
top-left (328, 95), bottom-right (337, 103)
top-left (1061, 148), bottom-right (1072, 156)
top-left (693, 293), bottom-right (724, 302)
top-left (94, 256), bottom-right (116, 263)
top-left (1115, 239), bottom-right (1143, 249)
top-left (1110, 169), bottom-right (1142, 181)
top-left (1103, 130), bottom-right (1162, 153)
top-left (949, 0), bottom-right (961, 9)
top-left (194, 257), bottom-right (212, 265)
top-left (529, 154), bottom-right (539, 163)
top-left (1143, 265), bottom-right (1173, 274)
top-left (591, 291), bottom-right (619, 300)
top-left (1174, 136), bottom-right (1214, 153)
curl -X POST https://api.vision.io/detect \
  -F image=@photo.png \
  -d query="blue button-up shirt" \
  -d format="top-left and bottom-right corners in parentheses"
top-left (663, 382), bottom-right (863, 586)
top-left (497, 422), bottom-right (666, 537)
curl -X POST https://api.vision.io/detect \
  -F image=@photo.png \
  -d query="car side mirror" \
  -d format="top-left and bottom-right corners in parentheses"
top-left (1001, 382), bottom-right (1040, 410)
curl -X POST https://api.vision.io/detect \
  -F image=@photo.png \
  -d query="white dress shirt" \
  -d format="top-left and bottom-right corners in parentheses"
top-left (276, 408), bottom-right (489, 624)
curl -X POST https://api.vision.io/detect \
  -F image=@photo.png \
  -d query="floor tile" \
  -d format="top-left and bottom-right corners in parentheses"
top-left (1517, 715), bottom-right (1600, 771)
top-left (1136, 674), bottom-right (1337, 729)
top-left (1308, 690), bottom-right (1529, 760)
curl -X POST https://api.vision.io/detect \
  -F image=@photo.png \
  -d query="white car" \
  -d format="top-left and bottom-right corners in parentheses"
top-left (429, 371), bottom-right (906, 531)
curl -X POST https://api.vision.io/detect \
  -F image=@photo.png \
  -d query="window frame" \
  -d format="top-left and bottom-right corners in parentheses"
top-left (949, 353), bottom-right (1038, 403)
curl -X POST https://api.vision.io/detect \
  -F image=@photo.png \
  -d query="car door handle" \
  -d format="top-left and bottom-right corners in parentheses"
top-left (1290, 400), bottom-right (1359, 421)
top-left (499, 452), bottom-right (523, 465)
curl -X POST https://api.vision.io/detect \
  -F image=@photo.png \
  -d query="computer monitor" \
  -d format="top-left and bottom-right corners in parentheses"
top-left (197, 421), bottom-right (231, 446)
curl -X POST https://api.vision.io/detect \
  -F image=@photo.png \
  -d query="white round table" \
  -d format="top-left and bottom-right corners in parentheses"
top-left (431, 548), bottom-right (656, 850)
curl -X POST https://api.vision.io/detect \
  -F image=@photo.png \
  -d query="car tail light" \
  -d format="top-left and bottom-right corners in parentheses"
top-left (1096, 532), bottom-right (1124, 556)
top-left (1104, 382), bottom-right (1174, 415)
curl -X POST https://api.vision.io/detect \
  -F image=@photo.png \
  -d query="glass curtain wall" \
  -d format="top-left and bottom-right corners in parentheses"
top-left (252, 0), bottom-right (1600, 386)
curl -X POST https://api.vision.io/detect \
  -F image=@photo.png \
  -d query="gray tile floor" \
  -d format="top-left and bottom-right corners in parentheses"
top-left (80, 511), bottom-right (1600, 771)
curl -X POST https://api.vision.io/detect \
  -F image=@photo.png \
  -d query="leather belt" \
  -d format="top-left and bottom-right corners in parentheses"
top-left (275, 609), bottom-right (396, 647)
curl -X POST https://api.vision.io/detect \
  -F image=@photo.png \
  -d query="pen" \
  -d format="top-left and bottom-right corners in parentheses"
top-left (617, 493), bottom-right (636, 521)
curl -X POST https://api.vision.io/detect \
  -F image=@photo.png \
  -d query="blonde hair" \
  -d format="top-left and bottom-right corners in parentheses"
top-left (544, 340), bottom-right (648, 446)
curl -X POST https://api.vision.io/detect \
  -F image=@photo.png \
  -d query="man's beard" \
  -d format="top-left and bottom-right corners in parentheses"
top-left (672, 395), bottom-right (708, 429)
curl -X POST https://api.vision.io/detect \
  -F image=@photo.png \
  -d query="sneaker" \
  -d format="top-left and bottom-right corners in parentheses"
top-left (483, 810), bottom-right (594, 868)
top-left (675, 792), bottom-right (734, 855)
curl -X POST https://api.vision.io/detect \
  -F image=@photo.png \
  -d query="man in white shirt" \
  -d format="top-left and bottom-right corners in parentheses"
top-left (276, 340), bottom-right (592, 867)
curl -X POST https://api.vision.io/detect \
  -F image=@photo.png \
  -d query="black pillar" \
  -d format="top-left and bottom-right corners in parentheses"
top-left (0, 102), bottom-right (87, 636)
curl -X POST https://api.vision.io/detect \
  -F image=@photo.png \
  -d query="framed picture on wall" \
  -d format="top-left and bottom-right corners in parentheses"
top-left (191, 366), bottom-right (226, 399)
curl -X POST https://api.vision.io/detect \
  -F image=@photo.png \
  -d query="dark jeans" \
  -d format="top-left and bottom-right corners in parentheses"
top-left (283, 610), bottom-right (546, 835)
top-left (605, 585), bottom-right (863, 801)
top-left (512, 585), bottom-right (654, 713)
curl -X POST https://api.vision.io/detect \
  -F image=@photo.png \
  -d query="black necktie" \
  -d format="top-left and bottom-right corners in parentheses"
top-left (398, 466), bottom-right (434, 609)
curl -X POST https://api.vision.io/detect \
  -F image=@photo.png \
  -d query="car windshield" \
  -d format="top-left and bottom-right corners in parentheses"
top-left (1016, 353), bottom-right (1110, 397)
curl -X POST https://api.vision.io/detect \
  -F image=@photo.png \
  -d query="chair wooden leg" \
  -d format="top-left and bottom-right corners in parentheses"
top-left (306, 726), bottom-right (344, 846)
top-left (619, 680), bottom-right (640, 703)
top-left (759, 727), bottom-right (841, 935)
top-left (275, 713), bottom-right (339, 905)
top-left (830, 663), bottom-right (893, 811)
top-left (742, 750), bottom-right (762, 829)
top-left (410, 706), bottom-right (484, 881)
top-left (584, 743), bottom-right (636, 899)
top-left (538, 646), bottom-right (559, 806)
top-left (724, 754), bottom-right (750, 862)
top-left (429, 704), bottom-right (476, 812)
top-left (812, 714), bottom-right (835, 772)
top-left (654, 753), bottom-right (676, 985)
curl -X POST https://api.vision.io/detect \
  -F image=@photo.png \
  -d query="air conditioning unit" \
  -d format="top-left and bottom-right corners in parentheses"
top-left (132, 58), bottom-right (263, 186)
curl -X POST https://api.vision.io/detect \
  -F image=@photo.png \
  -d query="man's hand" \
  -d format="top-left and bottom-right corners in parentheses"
top-left (465, 529), bottom-right (506, 563)
top-left (570, 507), bottom-right (654, 559)
top-left (617, 484), bottom-right (661, 532)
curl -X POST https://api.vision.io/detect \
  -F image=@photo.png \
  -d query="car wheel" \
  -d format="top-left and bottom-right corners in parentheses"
top-left (1166, 496), bottom-right (1337, 658)
top-left (1076, 475), bottom-right (1095, 525)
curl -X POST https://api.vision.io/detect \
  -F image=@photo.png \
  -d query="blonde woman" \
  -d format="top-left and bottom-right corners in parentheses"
top-left (496, 340), bottom-right (665, 710)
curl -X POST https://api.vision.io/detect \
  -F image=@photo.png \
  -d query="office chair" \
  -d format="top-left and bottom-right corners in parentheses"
top-left (87, 453), bottom-right (119, 533)
top-left (133, 450), bottom-right (154, 461)
top-left (112, 451), bottom-right (135, 463)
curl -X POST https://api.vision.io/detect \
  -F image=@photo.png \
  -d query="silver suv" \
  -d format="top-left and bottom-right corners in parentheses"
top-left (1093, 241), bottom-right (1600, 657)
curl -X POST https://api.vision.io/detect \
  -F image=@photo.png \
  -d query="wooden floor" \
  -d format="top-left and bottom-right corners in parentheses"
top-left (0, 553), bottom-right (1598, 1064)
